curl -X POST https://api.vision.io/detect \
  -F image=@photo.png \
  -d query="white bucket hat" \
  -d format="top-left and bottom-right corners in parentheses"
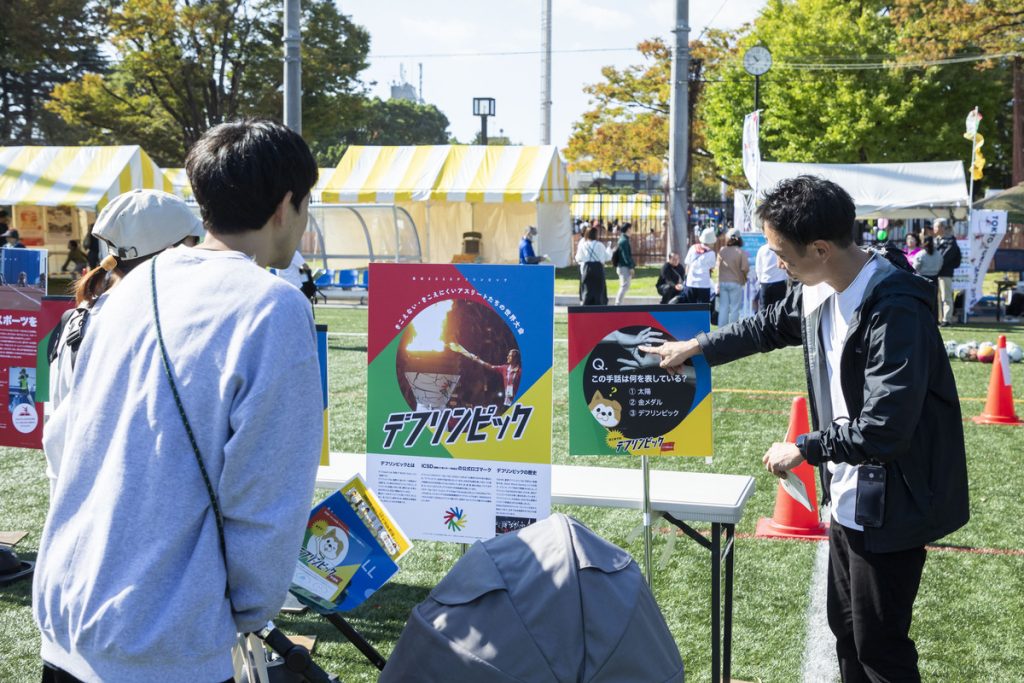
top-left (92, 189), bottom-right (203, 260)
top-left (699, 227), bottom-right (718, 246)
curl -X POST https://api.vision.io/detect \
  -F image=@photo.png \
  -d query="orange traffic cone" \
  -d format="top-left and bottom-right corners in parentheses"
top-left (756, 396), bottom-right (829, 540)
top-left (973, 335), bottom-right (1023, 426)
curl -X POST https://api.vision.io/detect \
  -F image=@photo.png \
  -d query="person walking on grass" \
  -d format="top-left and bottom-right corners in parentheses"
top-left (35, 119), bottom-right (324, 683)
top-left (682, 227), bottom-right (717, 304)
top-left (575, 225), bottom-right (609, 305)
top-left (613, 222), bottom-right (635, 305)
top-left (935, 218), bottom-right (961, 327)
top-left (716, 228), bottom-right (749, 325)
top-left (641, 176), bottom-right (968, 683)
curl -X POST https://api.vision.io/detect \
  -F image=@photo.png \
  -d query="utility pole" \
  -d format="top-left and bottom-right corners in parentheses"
top-left (283, 0), bottom-right (301, 133)
top-left (540, 0), bottom-right (552, 144)
top-left (667, 0), bottom-right (690, 257)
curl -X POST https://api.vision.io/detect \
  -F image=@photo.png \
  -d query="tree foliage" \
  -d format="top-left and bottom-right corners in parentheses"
top-left (0, 0), bottom-right (106, 143)
top-left (891, 0), bottom-right (1024, 56)
top-left (311, 98), bottom-right (451, 166)
top-left (700, 0), bottom-right (1012, 190)
top-left (565, 37), bottom-right (734, 200)
top-left (47, 0), bottom-right (371, 165)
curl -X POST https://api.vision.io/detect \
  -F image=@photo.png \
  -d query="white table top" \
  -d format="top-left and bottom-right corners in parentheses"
top-left (317, 453), bottom-right (755, 526)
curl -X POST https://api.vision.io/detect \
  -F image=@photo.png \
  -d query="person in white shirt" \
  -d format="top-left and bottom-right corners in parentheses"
top-left (682, 227), bottom-right (717, 304)
top-left (756, 241), bottom-right (788, 310)
top-left (575, 225), bottom-right (609, 305)
top-left (272, 249), bottom-right (307, 290)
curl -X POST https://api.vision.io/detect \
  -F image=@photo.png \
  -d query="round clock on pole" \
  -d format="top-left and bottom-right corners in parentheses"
top-left (743, 45), bottom-right (772, 110)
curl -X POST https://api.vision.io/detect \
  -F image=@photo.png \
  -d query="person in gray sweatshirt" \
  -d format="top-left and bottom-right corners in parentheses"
top-left (34, 119), bottom-right (324, 683)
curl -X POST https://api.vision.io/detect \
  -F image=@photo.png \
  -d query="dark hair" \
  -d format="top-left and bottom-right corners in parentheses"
top-left (620, 222), bottom-right (632, 233)
top-left (906, 233), bottom-right (920, 248)
top-left (186, 119), bottom-right (318, 234)
top-left (923, 235), bottom-right (935, 255)
top-left (508, 349), bottom-right (521, 366)
top-left (726, 234), bottom-right (743, 247)
top-left (755, 175), bottom-right (856, 251)
top-left (585, 226), bottom-right (598, 240)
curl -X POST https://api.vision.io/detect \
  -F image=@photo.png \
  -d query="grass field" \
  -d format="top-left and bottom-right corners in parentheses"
top-left (1, 306), bottom-right (1022, 682)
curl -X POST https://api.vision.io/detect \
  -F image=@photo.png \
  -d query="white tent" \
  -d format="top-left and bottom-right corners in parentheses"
top-left (321, 145), bottom-right (572, 266)
top-left (756, 161), bottom-right (970, 220)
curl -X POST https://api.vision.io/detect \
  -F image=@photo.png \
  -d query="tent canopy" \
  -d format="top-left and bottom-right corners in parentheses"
top-left (321, 145), bottom-right (572, 266)
top-left (166, 167), bottom-right (337, 203)
top-left (0, 146), bottom-right (169, 210)
top-left (974, 182), bottom-right (1024, 223)
top-left (322, 145), bottom-right (568, 204)
top-left (756, 161), bottom-right (970, 219)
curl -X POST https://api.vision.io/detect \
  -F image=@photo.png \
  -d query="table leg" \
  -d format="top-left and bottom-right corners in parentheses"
top-left (711, 522), bottom-right (721, 683)
top-left (724, 524), bottom-right (735, 682)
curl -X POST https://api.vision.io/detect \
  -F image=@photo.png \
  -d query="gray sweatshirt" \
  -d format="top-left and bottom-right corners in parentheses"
top-left (34, 247), bottom-right (323, 682)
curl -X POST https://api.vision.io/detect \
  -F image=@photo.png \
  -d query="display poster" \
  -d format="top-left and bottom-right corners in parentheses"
top-left (291, 474), bottom-right (411, 613)
top-left (568, 305), bottom-right (712, 457)
top-left (45, 206), bottom-right (74, 243)
top-left (14, 206), bottom-right (44, 246)
top-left (963, 210), bottom-right (1008, 311)
top-left (0, 249), bottom-right (72, 448)
top-left (366, 263), bottom-right (553, 543)
top-left (316, 324), bottom-right (329, 466)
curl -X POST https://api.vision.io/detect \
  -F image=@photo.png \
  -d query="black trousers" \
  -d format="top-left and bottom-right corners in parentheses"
top-left (43, 663), bottom-right (232, 683)
top-left (759, 280), bottom-right (787, 310)
top-left (827, 524), bottom-right (927, 683)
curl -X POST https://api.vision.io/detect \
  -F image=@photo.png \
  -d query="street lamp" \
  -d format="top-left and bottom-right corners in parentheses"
top-left (473, 97), bottom-right (496, 145)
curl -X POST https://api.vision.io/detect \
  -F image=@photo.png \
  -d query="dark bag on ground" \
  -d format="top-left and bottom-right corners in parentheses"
top-left (380, 514), bottom-right (684, 682)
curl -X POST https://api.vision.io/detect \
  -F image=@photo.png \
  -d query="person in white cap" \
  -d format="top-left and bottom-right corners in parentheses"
top-left (35, 119), bottom-right (323, 683)
top-left (45, 189), bottom-right (204, 484)
top-left (682, 227), bottom-right (718, 305)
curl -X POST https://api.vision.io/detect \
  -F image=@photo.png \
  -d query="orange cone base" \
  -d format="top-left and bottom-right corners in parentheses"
top-left (972, 413), bottom-right (1024, 426)
top-left (755, 516), bottom-right (829, 541)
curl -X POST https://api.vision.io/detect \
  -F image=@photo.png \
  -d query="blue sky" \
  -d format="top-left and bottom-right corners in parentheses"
top-left (339, 0), bottom-right (766, 148)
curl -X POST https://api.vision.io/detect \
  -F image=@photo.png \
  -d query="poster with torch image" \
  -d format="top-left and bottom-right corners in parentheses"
top-left (366, 263), bottom-right (553, 543)
top-left (568, 305), bottom-right (712, 457)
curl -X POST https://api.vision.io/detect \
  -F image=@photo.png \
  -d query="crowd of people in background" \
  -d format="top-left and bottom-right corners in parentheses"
top-left (573, 215), bottom-right (971, 328)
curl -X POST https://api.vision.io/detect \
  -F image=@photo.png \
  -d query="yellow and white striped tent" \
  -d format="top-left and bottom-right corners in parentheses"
top-left (571, 193), bottom-right (667, 222)
top-left (0, 146), bottom-right (169, 211)
top-left (320, 145), bottom-right (571, 266)
top-left (166, 167), bottom-right (336, 203)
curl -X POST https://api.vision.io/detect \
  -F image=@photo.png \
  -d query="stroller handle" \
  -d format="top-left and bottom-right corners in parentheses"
top-left (256, 621), bottom-right (340, 683)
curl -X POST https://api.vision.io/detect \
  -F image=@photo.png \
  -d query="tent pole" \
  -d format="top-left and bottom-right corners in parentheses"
top-left (642, 455), bottom-right (653, 588)
top-left (425, 201), bottom-right (432, 263)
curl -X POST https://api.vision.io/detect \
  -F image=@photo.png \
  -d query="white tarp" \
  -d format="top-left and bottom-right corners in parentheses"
top-left (756, 161), bottom-right (970, 220)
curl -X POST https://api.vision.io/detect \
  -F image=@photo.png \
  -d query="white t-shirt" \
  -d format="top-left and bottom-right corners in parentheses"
top-left (684, 246), bottom-right (717, 288)
top-left (821, 256), bottom-right (878, 530)
top-left (274, 250), bottom-right (306, 289)
top-left (575, 239), bottom-right (609, 266)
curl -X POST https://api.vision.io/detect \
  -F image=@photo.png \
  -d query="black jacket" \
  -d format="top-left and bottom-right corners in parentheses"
top-left (937, 236), bottom-right (961, 277)
top-left (656, 262), bottom-right (686, 303)
top-left (696, 255), bottom-right (969, 553)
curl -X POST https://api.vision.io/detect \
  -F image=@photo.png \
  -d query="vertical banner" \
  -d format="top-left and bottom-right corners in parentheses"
top-left (366, 263), bottom-right (553, 543)
top-left (964, 210), bottom-right (1007, 312)
top-left (0, 248), bottom-right (69, 449)
top-left (742, 110), bottom-right (761, 192)
top-left (568, 305), bottom-right (712, 457)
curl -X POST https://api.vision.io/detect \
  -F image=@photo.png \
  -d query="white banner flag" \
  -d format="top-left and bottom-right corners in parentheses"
top-left (742, 111), bottom-right (761, 191)
top-left (964, 209), bottom-right (1007, 312)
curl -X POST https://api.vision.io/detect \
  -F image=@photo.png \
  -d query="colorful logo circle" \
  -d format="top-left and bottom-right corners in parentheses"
top-left (443, 506), bottom-right (468, 531)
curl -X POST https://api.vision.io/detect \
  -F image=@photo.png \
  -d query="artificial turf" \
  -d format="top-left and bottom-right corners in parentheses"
top-left (1, 307), bottom-right (1021, 682)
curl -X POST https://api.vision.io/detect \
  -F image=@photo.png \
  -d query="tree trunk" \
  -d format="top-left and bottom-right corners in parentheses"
top-left (1014, 57), bottom-right (1023, 186)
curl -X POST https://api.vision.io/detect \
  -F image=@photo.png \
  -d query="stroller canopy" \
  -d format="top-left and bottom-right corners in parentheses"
top-left (381, 514), bottom-right (684, 682)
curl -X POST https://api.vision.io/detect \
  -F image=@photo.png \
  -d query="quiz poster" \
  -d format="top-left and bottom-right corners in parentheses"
top-left (366, 263), bottom-right (553, 543)
top-left (568, 305), bottom-right (712, 457)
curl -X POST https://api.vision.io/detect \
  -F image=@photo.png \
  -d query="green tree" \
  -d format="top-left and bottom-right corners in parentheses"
top-left (46, 0), bottom-right (370, 165)
top-left (700, 0), bottom-right (1011, 191)
top-left (892, 0), bottom-right (1024, 185)
top-left (564, 37), bottom-right (732, 201)
top-left (309, 97), bottom-right (451, 166)
top-left (0, 0), bottom-right (106, 143)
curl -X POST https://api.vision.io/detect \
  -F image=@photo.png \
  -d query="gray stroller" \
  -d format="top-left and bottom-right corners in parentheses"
top-left (381, 513), bottom-right (684, 682)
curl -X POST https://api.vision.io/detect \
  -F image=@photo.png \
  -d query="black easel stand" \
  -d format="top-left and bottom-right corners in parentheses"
top-left (322, 612), bottom-right (388, 671)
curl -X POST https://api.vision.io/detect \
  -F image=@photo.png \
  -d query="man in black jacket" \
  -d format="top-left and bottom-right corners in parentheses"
top-left (642, 176), bottom-right (968, 683)
top-left (656, 252), bottom-right (686, 304)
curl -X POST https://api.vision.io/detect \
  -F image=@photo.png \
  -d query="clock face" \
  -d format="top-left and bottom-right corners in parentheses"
top-left (744, 46), bottom-right (772, 76)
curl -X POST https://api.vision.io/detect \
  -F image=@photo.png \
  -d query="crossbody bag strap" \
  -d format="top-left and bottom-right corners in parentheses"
top-left (150, 255), bottom-right (233, 605)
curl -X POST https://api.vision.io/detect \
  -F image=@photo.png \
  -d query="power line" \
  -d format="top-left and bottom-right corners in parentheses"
top-left (369, 46), bottom-right (640, 59)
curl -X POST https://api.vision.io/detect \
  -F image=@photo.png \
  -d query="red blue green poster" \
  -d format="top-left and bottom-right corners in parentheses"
top-left (366, 263), bottom-right (553, 543)
top-left (568, 305), bottom-right (712, 457)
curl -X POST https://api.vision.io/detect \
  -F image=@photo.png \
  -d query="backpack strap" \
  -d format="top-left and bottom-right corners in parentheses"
top-left (47, 307), bottom-right (91, 370)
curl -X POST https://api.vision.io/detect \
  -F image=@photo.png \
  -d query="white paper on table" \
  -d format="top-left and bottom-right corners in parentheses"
top-left (780, 471), bottom-right (813, 512)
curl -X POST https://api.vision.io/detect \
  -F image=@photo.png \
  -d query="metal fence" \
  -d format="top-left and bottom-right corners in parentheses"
top-left (571, 194), bottom-right (733, 266)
